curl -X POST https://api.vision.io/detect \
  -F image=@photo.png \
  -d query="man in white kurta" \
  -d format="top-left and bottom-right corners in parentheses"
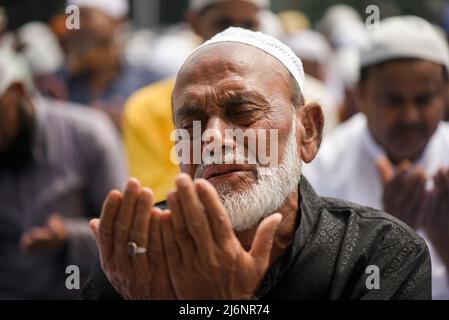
top-left (303, 16), bottom-right (449, 299)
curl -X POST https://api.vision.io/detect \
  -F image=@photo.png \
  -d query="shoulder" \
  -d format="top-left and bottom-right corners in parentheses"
top-left (320, 196), bottom-right (428, 253)
top-left (437, 121), bottom-right (449, 144)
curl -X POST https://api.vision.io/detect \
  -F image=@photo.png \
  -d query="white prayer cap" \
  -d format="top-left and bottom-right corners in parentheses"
top-left (186, 27), bottom-right (305, 94)
top-left (360, 16), bottom-right (449, 72)
top-left (189, 0), bottom-right (269, 12)
top-left (67, 0), bottom-right (129, 19)
top-left (0, 49), bottom-right (31, 97)
top-left (285, 30), bottom-right (332, 65)
top-left (18, 22), bottom-right (64, 75)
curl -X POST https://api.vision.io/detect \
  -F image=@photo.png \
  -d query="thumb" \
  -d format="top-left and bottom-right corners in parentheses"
top-left (249, 213), bottom-right (283, 264)
top-left (376, 156), bottom-right (394, 185)
top-left (89, 219), bottom-right (100, 242)
top-left (47, 215), bottom-right (64, 232)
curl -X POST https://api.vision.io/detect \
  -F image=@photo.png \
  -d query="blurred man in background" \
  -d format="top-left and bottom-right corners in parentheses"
top-left (123, 0), bottom-right (267, 202)
top-left (55, 0), bottom-right (161, 130)
top-left (303, 16), bottom-right (449, 299)
top-left (316, 4), bottom-right (368, 122)
top-left (0, 49), bottom-right (128, 298)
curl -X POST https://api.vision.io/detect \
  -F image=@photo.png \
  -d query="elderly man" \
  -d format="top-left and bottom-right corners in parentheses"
top-left (123, 0), bottom-right (267, 203)
top-left (82, 28), bottom-right (430, 300)
top-left (0, 49), bottom-right (127, 298)
top-left (303, 16), bottom-right (449, 299)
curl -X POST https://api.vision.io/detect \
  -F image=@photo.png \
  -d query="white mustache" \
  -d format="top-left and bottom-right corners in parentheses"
top-left (194, 151), bottom-right (256, 180)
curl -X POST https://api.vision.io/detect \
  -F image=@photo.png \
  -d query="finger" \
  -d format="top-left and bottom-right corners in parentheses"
top-left (249, 213), bottom-right (283, 266)
top-left (19, 233), bottom-right (31, 252)
top-left (47, 215), bottom-right (67, 239)
top-left (89, 219), bottom-right (100, 243)
top-left (114, 178), bottom-right (141, 259)
top-left (167, 191), bottom-right (196, 261)
top-left (129, 188), bottom-right (154, 269)
top-left (376, 156), bottom-right (394, 184)
top-left (195, 179), bottom-right (234, 246)
top-left (402, 174), bottom-right (426, 228)
top-left (130, 188), bottom-right (153, 248)
top-left (385, 163), bottom-right (414, 212)
top-left (175, 174), bottom-right (213, 248)
top-left (388, 160), bottom-right (411, 189)
top-left (29, 228), bottom-right (53, 240)
top-left (47, 215), bottom-right (62, 230)
top-left (148, 208), bottom-right (164, 261)
top-left (98, 190), bottom-right (122, 262)
top-left (161, 212), bottom-right (183, 273)
top-left (401, 169), bottom-right (426, 198)
top-left (22, 229), bottom-right (53, 252)
top-left (382, 162), bottom-right (411, 209)
top-left (435, 170), bottom-right (449, 221)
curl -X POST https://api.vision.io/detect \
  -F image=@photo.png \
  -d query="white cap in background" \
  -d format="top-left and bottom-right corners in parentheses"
top-left (189, 0), bottom-right (269, 12)
top-left (285, 30), bottom-right (331, 65)
top-left (18, 22), bottom-right (64, 76)
top-left (66, 0), bottom-right (129, 19)
top-left (0, 49), bottom-right (33, 97)
top-left (360, 15), bottom-right (449, 73)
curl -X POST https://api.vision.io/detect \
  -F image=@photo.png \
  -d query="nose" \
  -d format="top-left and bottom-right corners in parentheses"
top-left (401, 102), bottom-right (421, 125)
top-left (202, 116), bottom-right (235, 156)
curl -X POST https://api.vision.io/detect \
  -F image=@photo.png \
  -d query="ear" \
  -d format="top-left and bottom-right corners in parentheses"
top-left (298, 102), bottom-right (324, 163)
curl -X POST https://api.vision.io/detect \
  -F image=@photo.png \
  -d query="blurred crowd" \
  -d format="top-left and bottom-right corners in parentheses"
top-left (1, 0), bottom-right (449, 299)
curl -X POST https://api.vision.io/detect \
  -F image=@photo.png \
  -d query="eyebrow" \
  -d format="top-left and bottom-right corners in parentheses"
top-left (221, 90), bottom-right (269, 107)
top-left (174, 104), bottom-right (204, 124)
top-left (174, 89), bottom-right (269, 122)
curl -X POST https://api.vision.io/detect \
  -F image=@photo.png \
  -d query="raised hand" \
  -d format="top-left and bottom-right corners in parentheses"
top-left (424, 169), bottom-right (449, 270)
top-left (160, 173), bottom-right (282, 300)
top-left (90, 178), bottom-right (176, 300)
top-left (377, 156), bottom-right (428, 229)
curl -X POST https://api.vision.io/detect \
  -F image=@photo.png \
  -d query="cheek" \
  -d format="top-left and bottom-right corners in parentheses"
top-left (255, 118), bottom-right (292, 166)
top-left (368, 106), bottom-right (398, 137)
top-left (424, 100), bottom-right (445, 121)
top-left (180, 164), bottom-right (196, 178)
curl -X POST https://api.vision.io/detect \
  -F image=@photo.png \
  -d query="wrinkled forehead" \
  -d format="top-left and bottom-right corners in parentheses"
top-left (173, 42), bottom-right (292, 105)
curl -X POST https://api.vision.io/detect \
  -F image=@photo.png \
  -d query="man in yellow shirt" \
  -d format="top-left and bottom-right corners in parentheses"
top-left (123, 0), bottom-right (267, 202)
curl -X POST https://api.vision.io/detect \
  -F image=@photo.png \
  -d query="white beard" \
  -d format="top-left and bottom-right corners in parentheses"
top-left (194, 119), bottom-right (302, 231)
